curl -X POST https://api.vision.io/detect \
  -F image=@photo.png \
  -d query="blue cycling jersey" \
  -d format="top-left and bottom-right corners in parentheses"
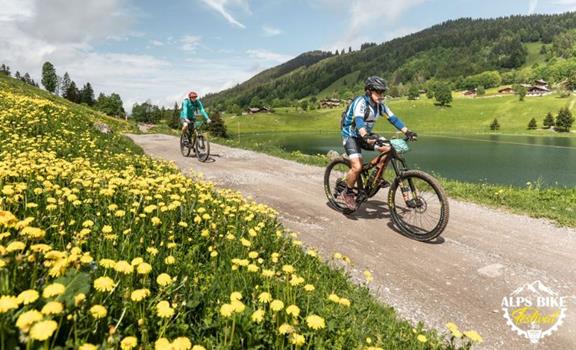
top-left (341, 95), bottom-right (405, 138)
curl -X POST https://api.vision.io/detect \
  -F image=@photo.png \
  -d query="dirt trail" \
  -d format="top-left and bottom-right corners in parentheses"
top-left (127, 134), bottom-right (576, 350)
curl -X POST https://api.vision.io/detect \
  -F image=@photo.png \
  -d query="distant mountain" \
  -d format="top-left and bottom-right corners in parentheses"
top-left (204, 12), bottom-right (576, 109)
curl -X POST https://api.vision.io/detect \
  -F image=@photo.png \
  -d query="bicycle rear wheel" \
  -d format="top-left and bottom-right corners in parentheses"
top-left (195, 134), bottom-right (210, 162)
top-left (180, 133), bottom-right (191, 157)
top-left (324, 158), bottom-right (361, 212)
top-left (388, 170), bottom-right (449, 241)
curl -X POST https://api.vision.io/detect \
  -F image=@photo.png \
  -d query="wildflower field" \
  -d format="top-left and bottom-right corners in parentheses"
top-left (0, 76), bottom-right (480, 349)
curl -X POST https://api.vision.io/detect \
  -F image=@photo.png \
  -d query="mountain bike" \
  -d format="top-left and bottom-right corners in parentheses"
top-left (324, 136), bottom-right (449, 242)
top-left (180, 120), bottom-right (210, 162)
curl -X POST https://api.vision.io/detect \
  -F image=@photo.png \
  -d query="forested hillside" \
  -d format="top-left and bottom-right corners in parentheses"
top-left (204, 13), bottom-right (576, 109)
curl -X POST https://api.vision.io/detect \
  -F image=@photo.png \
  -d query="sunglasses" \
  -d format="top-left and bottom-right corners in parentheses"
top-left (372, 89), bottom-right (385, 95)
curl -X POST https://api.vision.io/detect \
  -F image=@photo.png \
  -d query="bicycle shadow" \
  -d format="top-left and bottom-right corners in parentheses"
top-left (326, 200), bottom-right (446, 245)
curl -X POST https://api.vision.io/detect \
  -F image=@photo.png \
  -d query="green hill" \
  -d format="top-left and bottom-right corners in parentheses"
top-left (205, 13), bottom-right (576, 109)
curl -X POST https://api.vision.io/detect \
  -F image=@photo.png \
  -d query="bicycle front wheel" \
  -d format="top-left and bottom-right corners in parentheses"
top-left (180, 134), bottom-right (191, 157)
top-left (388, 170), bottom-right (449, 241)
top-left (195, 134), bottom-right (210, 162)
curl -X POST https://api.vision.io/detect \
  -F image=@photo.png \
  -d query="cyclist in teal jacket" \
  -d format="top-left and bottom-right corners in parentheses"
top-left (180, 91), bottom-right (211, 135)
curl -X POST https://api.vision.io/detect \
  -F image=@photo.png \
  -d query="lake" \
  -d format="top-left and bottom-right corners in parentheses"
top-left (238, 132), bottom-right (576, 188)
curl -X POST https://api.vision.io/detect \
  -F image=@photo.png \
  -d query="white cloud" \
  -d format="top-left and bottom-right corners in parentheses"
top-left (12, 0), bottom-right (134, 44)
top-left (262, 25), bottom-right (282, 37)
top-left (529, 0), bottom-right (539, 14)
top-left (345, 0), bottom-right (427, 46)
top-left (150, 40), bottom-right (164, 46)
top-left (246, 49), bottom-right (293, 63)
top-left (199, 0), bottom-right (249, 28)
top-left (180, 35), bottom-right (202, 51)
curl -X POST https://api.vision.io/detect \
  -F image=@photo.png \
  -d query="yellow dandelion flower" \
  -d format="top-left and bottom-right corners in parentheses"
top-left (230, 291), bottom-right (242, 301)
top-left (363, 270), bottom-right (373, 283)
top-left (151, 217), bottom-right (161, 226)
top-left (102, 225), bottom-right (113, 234)
top-left (261, 269), bottom-right (274, 278)
top-left (156, 301), bottom-right (175, 318)
top-left (446, 322), bottom-right (462, 338)
top-left (41, 301), bottom-right (63, 315)
top-left (220, 303), bottom-right (234, 317)
top-left (270, 299), bottom-right (284, 312)
top-left (93, 276), bottom-right (115, 292)
top-left (42, 283), bottom-right (66, 298)
top-left (121, 336), bottom-right (138, 350)
top-left (463, 330), bottom-right (483, 343)
top-left (339, 298), bottom-right (351, 307)
top-left (131, 257), bottom-right (144, 266)
top-left (164, 256), bottom-right (175, 265)
top-left (286, 304), bottom-right (300, 317)
top-left (29, 320), bottom-right (58, 341)
top-left (74, 293), bottom-right (86, 306)
top-left (137, 262), bottom-right (152, 274)
top-left (306, 314), bottom-right (325, 330)
top-left (417, 334), bottom-right (427, 343)
top-left (18, 289), bottom-right (39, 305)
top-left (16, 310), bottom-right (43, 332)
top-left (89, 304), bottom-right (107, 319)
top-left (251, 309), bottom-right (265, 323)
top-left (155, 338), bottom-right (172, 350)
top-left (79, 344), bottom-right (97, 350)
top-left (328, 293), bottom-right (340, 303)
top-left (156, 273), bottom-right (172, 286)
top-left (303, 284), bottom-right (315, 292)
top-left (248, 251), bottom-right (259, 259)
top-left (290, 333), bottom-right (305, 346)
top-left (99, 259), bottom-right (116, 269)
top-left (278, 323), bottom-right (294, 335)
top-left (192, 346), bottom-right (206, 350)
top-left (172, 337), bottom-right (192, 350)
top-left (258, 292), bottom-right (272, 303)
top-left (231, 300), bottom-right (245, 313)
top-left (130, 289), bottom-right (151, 302)
top-left (147, 247), bottom-right (159, 256)
top-left (281, 264), bottom-right (294, 274)
top-left (115, 260), bottom-right (133, 274)
top-left (6, 241), bottom-right (25, 252)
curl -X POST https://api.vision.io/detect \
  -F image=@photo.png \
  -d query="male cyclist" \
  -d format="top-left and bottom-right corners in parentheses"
top-left (340, 76), bottom-right (417, 210)
top-left (180, 91), bottom-right (211, 137)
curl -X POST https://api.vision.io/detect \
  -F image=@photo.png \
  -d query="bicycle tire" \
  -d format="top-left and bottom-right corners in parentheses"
top-left (387, 170), bottom-right (449, 241)
top-left (180, 133), bottom-right (191, 157)
top-left (195, 134), bottom-right (210, 162)
top-left (324, 158), bottom-right (362, 212)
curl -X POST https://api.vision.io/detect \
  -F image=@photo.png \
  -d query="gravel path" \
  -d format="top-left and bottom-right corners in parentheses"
top-left (127, 133), bottom-right (576, 350)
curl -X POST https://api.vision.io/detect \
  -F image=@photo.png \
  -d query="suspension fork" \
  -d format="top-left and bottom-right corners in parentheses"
top-left (391, 157), bottom-right (418, 202)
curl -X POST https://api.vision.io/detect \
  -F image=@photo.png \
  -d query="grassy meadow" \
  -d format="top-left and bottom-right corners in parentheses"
top-left (0, 77), bottom-right (485, 348)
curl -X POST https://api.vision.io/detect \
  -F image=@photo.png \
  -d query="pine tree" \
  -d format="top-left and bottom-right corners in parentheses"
top-left (61, 73), bottom-right (72, 97)
top-left (14, 71), bottom-right (21, 80)
top-left (555, 107), bottom-right (575, 132)
top-left (208, 110), bottom-right (228, 138)
top-left (543, 112), bottom-right (555, 129)
top-left (23, 73), bottom-right (33, 85)
top-left (169, 102), bottom-right (180, 129)
top-left (528, 118), bottom-right (537, 130)
top-left (64, 81), bottom-right (80, 103)
top-left (41, 62), bottom-right (58, 93)
top-left (490, 118), bottom-right (500, 130)
top-left (80, 83), bottom-right (95, 106)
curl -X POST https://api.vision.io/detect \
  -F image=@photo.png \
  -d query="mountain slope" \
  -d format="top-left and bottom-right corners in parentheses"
top-left (204, 13), bottom-right (576, 108)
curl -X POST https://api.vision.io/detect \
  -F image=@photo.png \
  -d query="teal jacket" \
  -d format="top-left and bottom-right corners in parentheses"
top-left (180, 98), bottom-right (209, 121)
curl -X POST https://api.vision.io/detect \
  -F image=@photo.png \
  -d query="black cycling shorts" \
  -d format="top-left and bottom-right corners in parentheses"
top-left (343, 136), bottom-right (374, 159)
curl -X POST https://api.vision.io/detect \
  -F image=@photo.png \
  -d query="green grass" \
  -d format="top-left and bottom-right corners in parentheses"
top-left (317, 70), bottom-right (361, 98)
top-left (523, 42), bottom-right (549, 68)
top-left (225, 93), bottom-right (576, 136)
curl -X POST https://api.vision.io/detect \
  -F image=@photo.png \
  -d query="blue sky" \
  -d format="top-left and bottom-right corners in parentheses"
top-left (1, 0), bottom-right (576, 110)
